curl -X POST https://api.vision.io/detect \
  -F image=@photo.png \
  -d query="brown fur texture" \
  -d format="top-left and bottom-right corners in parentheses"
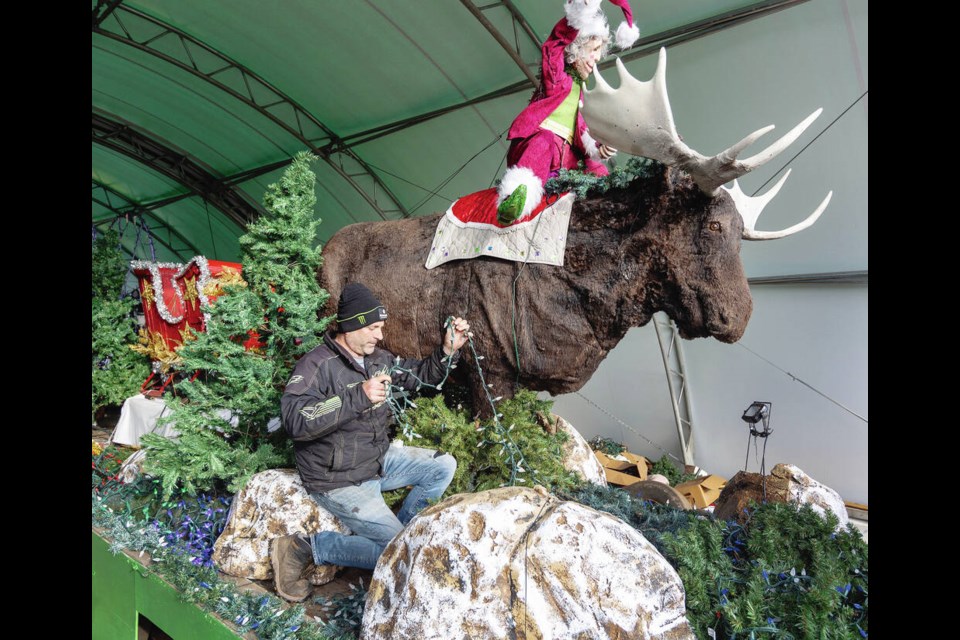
top-left (319, 167), bottom-right (752, 410)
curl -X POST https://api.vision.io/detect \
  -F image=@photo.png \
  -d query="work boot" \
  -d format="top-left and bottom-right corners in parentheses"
top-left (306, 563), bottom-right (339, 586)
top-left (271, 534), bottom-right (314, 602)
top-left (497, 184), bottom-right (527, 225)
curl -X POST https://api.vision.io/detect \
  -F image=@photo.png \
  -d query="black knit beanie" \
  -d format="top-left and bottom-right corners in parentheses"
top-left (336, 283), bottom-right (388, 333)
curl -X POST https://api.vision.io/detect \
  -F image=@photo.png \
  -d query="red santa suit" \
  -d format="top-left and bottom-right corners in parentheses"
top-left (496, 0), bottom-right (639, 220)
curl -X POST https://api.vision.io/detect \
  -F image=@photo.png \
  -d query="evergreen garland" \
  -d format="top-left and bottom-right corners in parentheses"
top-left (143, 152), bottom-right (331, 497)
top-left (544, 156), bottom-right (659, 199)
top-left (313, 581), bottom-right (368, 638)
top-left (587, 436), bottom-right (626, 456)
top-left (391, 389), bottom-right (582, 498)
top-left (144, 426), bottom-right (286, 496)
top-left (92, 453), bottom-right (359, 640)
top-left (660, 502), bottom-right (869, 639)
top-left (92, 228), bottom-right (151, 421)
top-left (554, 484), bottom-right (868, 639)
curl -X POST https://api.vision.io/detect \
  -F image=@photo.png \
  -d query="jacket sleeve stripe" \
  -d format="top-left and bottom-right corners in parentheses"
top-left (299, 396), bottom-right (342, 421)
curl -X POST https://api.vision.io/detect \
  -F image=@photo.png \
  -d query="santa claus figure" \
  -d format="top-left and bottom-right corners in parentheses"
top-left (496, 0), bottom-right (640, 225)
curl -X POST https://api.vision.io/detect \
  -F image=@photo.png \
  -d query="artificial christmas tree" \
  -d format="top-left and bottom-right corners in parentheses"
top-left (91, 228), bottom-right (151, 423)
top-left (143, 151), bottom-right (331, 496)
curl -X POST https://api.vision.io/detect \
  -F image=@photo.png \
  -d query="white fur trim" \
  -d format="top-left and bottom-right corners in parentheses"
top-left (497, 166), bottom-right (545, 219)
top-left (565, 0), bottom-right (602, 26)
top-left (581, 129), bottom-right (602, 162)
top-left (565, 0), bottom-right (608, 39)
top-left (615, 21), bottom-right (640, 49)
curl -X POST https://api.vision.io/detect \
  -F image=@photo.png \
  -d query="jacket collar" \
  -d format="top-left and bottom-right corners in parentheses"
top-left (323, 330), bottom-right (367, 374)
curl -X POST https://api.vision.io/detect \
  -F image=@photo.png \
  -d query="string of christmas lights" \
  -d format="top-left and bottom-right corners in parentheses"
top-left (383, 317), bottom-right (532, 486)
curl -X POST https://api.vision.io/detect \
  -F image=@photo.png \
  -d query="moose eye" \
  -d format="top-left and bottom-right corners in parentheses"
top-left (708, 221), bottom-right (722, 232)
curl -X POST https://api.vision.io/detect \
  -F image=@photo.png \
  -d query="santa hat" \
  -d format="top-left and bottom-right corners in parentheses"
top-left (564, 0), bottom-right (640, 50)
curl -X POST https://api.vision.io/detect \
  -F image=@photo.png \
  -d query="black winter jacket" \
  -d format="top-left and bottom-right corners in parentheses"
top-left (280, 331), bottom-right (457, 494)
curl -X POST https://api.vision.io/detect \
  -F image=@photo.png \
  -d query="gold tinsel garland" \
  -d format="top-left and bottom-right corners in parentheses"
top-left (183, 275), bottom-right (199, 310)
top-left (128, 326), bottom-right (196, 374)
top-left (201, 266), bottom-right (246, 298)
top-left (141, 280), bottom-right (155, 313)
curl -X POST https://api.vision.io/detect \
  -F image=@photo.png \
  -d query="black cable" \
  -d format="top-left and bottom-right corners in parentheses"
top-left (360, 129), bottom-right (507, 214)
top-left (751, 90), bottom-right (868, 196)
top-left (203, 199), bottom-right (219, 260)
top-left (408, 130), bottom-right (508, 215)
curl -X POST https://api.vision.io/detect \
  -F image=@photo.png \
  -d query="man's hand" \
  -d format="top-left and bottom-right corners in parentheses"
top-left (362, 373), bottom-right (392, 404)
top-left (443, 317), bottom-right (471, 355)
top-left (598, 144), bottom-right (617, 160)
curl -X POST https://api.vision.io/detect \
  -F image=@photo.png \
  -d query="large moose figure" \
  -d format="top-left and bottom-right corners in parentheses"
top-left (319, 49), bottom-right (830, 411)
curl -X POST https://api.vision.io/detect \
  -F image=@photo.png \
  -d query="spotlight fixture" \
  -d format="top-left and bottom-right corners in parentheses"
top-left (741, 401), bottom-right (773, 489)
top-left (741, 401), bottom-right (769, 425)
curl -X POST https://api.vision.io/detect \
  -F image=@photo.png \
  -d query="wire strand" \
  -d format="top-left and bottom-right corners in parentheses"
top-left (736, 341), bottom-right (867, 423)
top-left (203, 200), bottom-right (219, 260)
top-left (408, 131), bottom-right (508, 215)
top-left (751, 90), bottom-right (868, 196)
top-left (573, 391), bottom-right (683, 464)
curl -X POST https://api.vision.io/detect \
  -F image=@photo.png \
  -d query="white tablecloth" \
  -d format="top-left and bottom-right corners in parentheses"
top-left (110, 394), bottom-right (272, 447)
top-left (110, 393), bottom-right (179, 447)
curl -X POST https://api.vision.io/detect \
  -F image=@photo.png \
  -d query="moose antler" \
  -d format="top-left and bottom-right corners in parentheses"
top-left (724, 171), bottom-right (832, 240)
top-left (582, 47), bottom-right (831, 240)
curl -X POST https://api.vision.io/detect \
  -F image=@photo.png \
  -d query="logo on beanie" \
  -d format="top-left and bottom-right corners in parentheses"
top-left (378, 307), bottom-right (387, 320)
top-left (358, 315), bottom-right (366, 325)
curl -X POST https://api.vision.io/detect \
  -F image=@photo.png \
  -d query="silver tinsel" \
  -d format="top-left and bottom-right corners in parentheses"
top-left (130, 256), bottom-right (214, 327)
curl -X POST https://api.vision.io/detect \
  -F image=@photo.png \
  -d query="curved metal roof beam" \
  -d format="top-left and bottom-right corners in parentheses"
top-left (91, 225), bottom-right (139, 263)
top-left (92, 214), bottom-right (186, 264)
top-left (93, 4), bottom-right (407, 220)
top-left (91, 0), bottom-right (124, 28)
top-left (459, 0), bottom-right (542, 85)
top-left (93, 111), bottom-right (262, 229)
top-left (91, 180), bottom-right (201, 260)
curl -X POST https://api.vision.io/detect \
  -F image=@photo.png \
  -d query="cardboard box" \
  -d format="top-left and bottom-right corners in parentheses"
top-left (675, 474), bottom-right (727, 508)
top-left (594, 451), bottom-right (650, 486)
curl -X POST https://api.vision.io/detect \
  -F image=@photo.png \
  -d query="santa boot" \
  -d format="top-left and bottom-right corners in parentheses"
top-left (496, 166), bottom-right (544, 226)
top-left (497, 184), bottom-right (527, 225)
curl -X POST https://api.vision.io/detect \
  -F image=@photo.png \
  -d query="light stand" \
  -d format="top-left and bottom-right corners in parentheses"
top-left (741, 401), bottom-right (773, 501)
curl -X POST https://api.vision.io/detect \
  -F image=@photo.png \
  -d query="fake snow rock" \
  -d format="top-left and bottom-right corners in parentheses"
top-left (361, 486), bottom-right (695, 640)
top-left (772, 463), bottom-right (849, 531)
top-left (211, 469), bottom-right (351, 583)
top-left (555, 414), bottom-right (608, 487)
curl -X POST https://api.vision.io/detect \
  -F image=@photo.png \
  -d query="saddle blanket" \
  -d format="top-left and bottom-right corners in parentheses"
top-left (425, 188), bottom-right (574, 269)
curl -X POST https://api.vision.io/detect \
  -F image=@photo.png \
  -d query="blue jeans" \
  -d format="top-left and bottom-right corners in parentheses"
top-left (308, 444), bottom-right (456, 571)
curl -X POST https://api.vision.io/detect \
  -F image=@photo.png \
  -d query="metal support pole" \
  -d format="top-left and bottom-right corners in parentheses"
top-left (652, 311), bottom-right (696, 466)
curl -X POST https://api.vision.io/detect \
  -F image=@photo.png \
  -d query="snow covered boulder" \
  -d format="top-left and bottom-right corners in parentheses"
top-left (771, 463), bottom-right (849, 530)
top-left (211, 468), bottom-right (351, 583)
top-left (554, 414), bottom-right (607, 487)
top-left (362, 485), bottom-right (694, 640)
top-left (714, 463), bottom-right (849, 531)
